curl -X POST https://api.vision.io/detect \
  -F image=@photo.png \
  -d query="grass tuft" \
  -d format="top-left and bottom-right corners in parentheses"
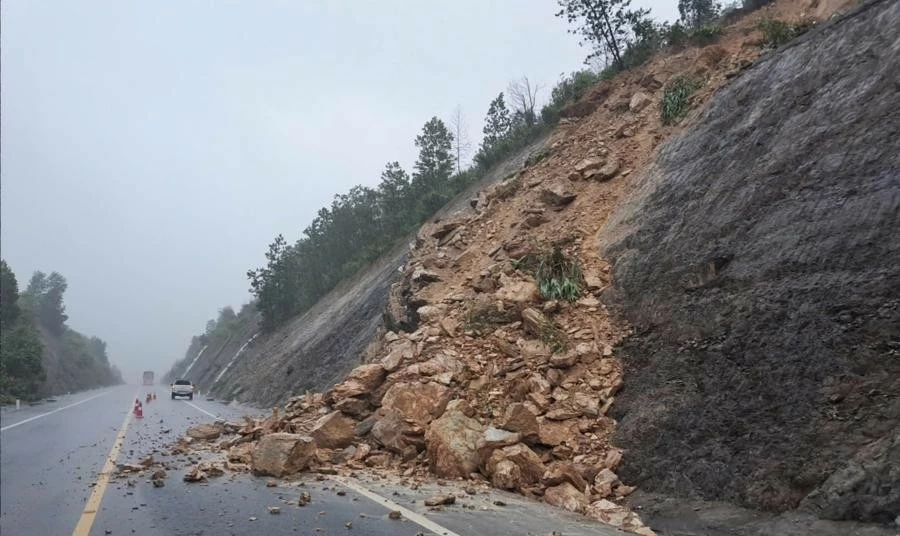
top-left (661, 76), bottom-right (703, 125)
top-left (757, 18), bottom-right (815, 49)
top-left (535, 246), bottom-right (583, 302)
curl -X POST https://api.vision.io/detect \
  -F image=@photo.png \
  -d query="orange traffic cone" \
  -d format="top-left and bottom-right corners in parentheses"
top-left (134, 399), bottom-right (143, 418)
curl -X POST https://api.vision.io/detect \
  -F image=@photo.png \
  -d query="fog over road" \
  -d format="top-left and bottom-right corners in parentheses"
top-left (1, 386), bottom-right (620, 536)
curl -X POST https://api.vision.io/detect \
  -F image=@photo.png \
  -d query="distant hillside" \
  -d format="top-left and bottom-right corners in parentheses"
top-left (0, 260), bottom-right (122, 402)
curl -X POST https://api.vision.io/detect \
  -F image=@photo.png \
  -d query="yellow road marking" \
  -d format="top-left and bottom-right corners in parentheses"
top-left (72, 395), bottom-right (136, 536)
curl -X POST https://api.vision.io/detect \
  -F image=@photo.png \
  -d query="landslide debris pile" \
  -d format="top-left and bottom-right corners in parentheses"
top-left (169, 0), bottom-right (871, 532)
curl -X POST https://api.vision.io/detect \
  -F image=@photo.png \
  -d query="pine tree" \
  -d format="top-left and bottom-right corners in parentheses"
top-left (481, 93), bottom-right (511, 152)
top-left (412, 117), bottom-right (454, 194)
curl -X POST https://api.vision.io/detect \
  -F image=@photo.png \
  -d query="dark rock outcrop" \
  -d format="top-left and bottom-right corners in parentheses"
top-left (601, 0), bottom-right (900, 523)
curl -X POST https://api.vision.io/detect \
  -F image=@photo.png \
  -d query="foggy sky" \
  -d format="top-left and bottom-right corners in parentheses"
top-left (1, 1), bottom-right (677, 383)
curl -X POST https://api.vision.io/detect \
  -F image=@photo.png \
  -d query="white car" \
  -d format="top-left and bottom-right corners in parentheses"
top-left (170, 379), bottom-right (195, 400)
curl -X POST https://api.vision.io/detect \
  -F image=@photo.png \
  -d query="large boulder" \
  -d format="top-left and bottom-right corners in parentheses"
top-left (476, 427), bottom-right (522, 465)
top-left (492, 459), bottom-right (523, 490)
top-left (415, 352), bottom-right (463, 386)
top-left (537, 418), bottom-right (579, 447)
top-left (543, 462), bottom-right (588, 491)
top-left (251, 433), bottom-right (316, 477)
top-left (544, 482), bottom-right (589, 514)
top-left (540, 183), bottom-right (577, 208)
top-left (381, 340), bottom-right (413, 372)
top-left (425, 401), bottom-right (485, 478)
top-left (186, 423), bottom-right (222, 441)
top-left (416, 305), bottom-right (446, 324)
top-left (329, 364), bottom-right (386, 399)
top-left (593, 468), bottom-right (622, 498)
top-left (227, 442), bottom-right (255, 464)
top-left (309, 411), bottom-right (356, 449)
top-left (430, 219), bottom-right (464, 240)
top-left (486, 443), bottom-right (546, 485)
top-left (333, 396), bottom-right (370, 417)
top-left (495, 274), bottom-right (539, 304)
top-left (498, 403), bottom-right (539, 441)
top-left (370, 409), bottom-right (424, 454)
top-left (574, 156), bottom-right (604, 174)
top-left (521, 308), bottom-right (550, 336)
top-left (629, 91), bottom-right (653, 113)
top-left (380, 381), bottom-right (451, 426)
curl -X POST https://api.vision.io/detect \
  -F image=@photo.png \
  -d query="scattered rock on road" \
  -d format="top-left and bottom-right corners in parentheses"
top-left (183, 467), bottom-right (206, 482)
top-left (185, 423), bottom-right (222, 441)
top-left (424, 495), bottom-right (456, 507)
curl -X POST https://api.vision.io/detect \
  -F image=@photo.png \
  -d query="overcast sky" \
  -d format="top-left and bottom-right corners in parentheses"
top-left (1, 0), bottom-right (677, 382)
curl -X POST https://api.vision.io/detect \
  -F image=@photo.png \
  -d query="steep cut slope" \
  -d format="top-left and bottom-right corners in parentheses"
top-left (600, 0), bottom-right (899, 524)
top-left (167, 0), bottom-right (898, 533)
top-left (168, 136), bottom-right (549, 407)
top-left (39, 326), bottom-right (122, 395)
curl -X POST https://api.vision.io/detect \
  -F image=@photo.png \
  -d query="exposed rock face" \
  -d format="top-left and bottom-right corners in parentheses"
top-left (251, 433), bottom-right (316, 477)
top-left (601, 0), bottom-right (900, 521)
top-left (799, 432), bottom-right (900, 524)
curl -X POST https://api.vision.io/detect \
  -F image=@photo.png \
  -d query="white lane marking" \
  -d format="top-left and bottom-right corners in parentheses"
top-left (184, 400), bottom-right (218, 419)
top-left (0, 391), bottom-right (110, 432)
top-left (331, 476), bottom-right (462, 536)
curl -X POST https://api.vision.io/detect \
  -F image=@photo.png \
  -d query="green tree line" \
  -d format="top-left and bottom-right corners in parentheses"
top-left (0, 260), bottom-right (121, 402)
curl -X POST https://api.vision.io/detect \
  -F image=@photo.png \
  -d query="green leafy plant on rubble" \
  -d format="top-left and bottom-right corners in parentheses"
top-left (535, 245), bottom-right (583, 302)
top-left (661, 75), bottom-right (703, 125)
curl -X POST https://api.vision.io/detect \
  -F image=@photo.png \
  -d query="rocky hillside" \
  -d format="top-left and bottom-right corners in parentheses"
top-left (38, 325), bottom-right (123, 396)
top-left (165, 136), bottom-right (548, 407)
top-left (601, 0), bottom-right (900, 524)
top-left (169, 0), bottom-right (898, 533)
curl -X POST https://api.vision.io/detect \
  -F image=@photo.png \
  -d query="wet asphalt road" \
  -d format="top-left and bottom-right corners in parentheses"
top-left (1, 385), bottom-right (621, 536)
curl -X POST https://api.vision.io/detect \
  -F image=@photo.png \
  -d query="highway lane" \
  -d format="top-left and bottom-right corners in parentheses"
top-left (1, 385), bottom-right (623, 536)
top-left (1, 386), bottom-right (137, 536)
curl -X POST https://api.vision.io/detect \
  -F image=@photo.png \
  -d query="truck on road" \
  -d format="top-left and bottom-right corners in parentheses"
top-left (142, 371), bottom-right (154, 385)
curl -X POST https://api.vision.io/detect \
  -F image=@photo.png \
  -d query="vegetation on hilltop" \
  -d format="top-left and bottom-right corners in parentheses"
top-left (0, 260), bottom-right (122, 402)
top-left (230, 0), bottom-right (783, 333)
